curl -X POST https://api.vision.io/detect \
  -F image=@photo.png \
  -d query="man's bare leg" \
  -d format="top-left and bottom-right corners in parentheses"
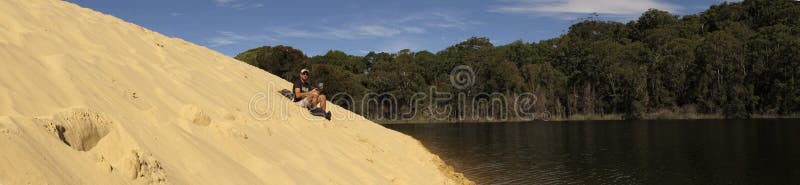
top-left (319, 95), bottom-right (327, 111)
top-left (306, 94), bottom-right (318, 109)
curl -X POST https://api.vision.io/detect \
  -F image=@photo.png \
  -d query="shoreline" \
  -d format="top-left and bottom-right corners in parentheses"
top-left (378, 113), bottom-right (800, 124)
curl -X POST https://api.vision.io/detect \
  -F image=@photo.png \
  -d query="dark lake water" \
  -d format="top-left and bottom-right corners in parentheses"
top-left (385, 120), bottom-right (800, 185)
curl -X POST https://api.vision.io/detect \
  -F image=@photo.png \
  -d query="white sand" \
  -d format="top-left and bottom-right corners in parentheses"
top-left (0, 0), bottom-right (472, 184)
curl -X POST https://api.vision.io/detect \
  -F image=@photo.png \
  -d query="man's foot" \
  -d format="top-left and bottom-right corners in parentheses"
top-left (310, 108), bottom-right (330, 120)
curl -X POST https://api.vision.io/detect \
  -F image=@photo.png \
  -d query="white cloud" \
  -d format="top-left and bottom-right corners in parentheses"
top-left (357, 50), bottom-right (371, 54)
top-left (267, 11), bottom-right (477, 41)
top-left (398, 12), bottom-right (481, 30)
top-left (403, 27), bottom-right (425, 34)
top-left (355, 25), bottom-right (401, 37)
top-left (489, 0), bottom-right (681, 19)
top-left (209, 38), bottom-right (236, 46)
top-left (275, 28), bottom-right (318, 38)
top-left (380, 39), bottom-right (419, 53)
top-left (214, 0), bottom-right (263, 10)
top-left (208, 31), bottom-right (281, 47)
top-left (350, 39), bottom-right (422, 54)
top-left (272, 24), bottom-right (418, 40)
top-left (169, 12), bottom-right (184, 16)
top-left (214, 0), bottom-right (235, 6)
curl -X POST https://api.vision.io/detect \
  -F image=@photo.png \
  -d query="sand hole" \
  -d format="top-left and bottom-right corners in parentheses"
top-left (42, 109), bottom-right (113, 151)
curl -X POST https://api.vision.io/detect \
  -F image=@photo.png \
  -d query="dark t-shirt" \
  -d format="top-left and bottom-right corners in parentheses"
top-left (293, 79), bottom-right (312, 102)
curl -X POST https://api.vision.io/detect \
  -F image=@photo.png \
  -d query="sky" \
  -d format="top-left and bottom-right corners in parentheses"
top-left (67, 0), bottom-right (739, 57)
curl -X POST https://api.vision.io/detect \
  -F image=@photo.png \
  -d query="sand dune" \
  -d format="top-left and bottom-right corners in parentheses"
top-left (0, 0), bottom-right (472, 184)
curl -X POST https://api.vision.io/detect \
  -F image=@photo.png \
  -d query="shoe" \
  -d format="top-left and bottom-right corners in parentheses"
top-left (310, 108), bottom-right (323, 114)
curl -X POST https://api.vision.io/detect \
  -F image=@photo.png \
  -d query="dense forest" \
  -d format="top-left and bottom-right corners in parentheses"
top-left (236, 0), bottom-right (800, 121)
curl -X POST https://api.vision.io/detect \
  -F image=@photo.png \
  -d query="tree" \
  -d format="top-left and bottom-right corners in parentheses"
top-left (497, 40), bottom-right (535, 68)
top-left (312, 50), bottom-right (366, 74)
top-left (310, 64), bottom-right (366, 109)
top-left (748, 24), bottom-right (800, 114)
top-left (234, 45), bottom-right (309, 82)
top-left (233, 0), bottom-right (800, 121)
top-left (630, 9), bottom-right (679, 42)
top-left (694, 30), bottom-right (753, 118)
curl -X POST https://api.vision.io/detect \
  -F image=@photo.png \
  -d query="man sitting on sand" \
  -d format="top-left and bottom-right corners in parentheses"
top-left (294, 68), bottom-right (327, 112)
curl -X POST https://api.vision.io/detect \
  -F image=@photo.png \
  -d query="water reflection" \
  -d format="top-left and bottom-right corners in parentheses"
top-left (386, 120), bottom-right (800, 185)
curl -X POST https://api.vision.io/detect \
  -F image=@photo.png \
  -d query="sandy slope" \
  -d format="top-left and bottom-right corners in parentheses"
top-left (0, 0), bottom-right (472, 184)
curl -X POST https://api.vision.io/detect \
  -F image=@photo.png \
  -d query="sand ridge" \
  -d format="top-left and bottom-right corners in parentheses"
top-left (0, 0), bottom-right (472, 184)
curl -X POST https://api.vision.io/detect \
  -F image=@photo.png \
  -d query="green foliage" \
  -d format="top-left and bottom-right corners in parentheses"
top-left (368, 51), bottom-right (426, 106)
top-left (311, 64), bottom-right (367, 100)
top-left (234, 45), bottom-right (309, 82)
top-left (311, 50), bottom-right (366, 74)
top-left (235, 0), bottom-right (800, 120)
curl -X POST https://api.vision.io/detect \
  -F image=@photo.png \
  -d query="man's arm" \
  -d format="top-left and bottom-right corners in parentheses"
top-left (295, 87), bottom-right (319, 99)
top-left (294, 87), bottom-right (306, 98)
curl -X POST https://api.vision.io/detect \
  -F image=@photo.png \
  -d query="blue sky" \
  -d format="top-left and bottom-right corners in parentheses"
top-left (67, 0), bottom-right (737, 56)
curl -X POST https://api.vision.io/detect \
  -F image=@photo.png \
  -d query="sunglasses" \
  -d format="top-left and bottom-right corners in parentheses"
top-left (302, 72), bottom-right (309, 76)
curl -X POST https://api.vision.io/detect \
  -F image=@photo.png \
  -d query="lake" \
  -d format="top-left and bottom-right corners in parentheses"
top-left (385, 120), bottom-right (800, 185)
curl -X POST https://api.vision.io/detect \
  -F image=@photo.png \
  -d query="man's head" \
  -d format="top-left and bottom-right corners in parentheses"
top-left (300, 68), bottom-right (310, 81)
